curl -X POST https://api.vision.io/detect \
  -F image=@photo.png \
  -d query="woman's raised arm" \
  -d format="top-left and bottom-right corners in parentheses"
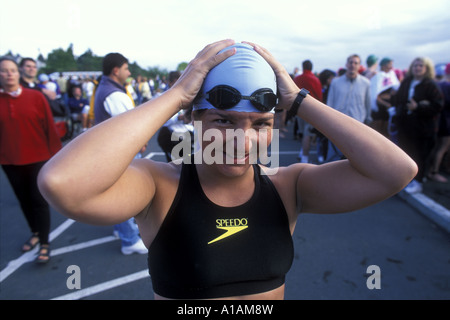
top-left (247, 41), bottom-right (418, 214)
top-left (38, 39), bottom-right (236, 225)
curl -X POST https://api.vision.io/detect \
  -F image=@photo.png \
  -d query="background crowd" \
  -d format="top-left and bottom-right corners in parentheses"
top-left (286, 54), bottom-right (449, 195)
top-left (1, 49), bottom-right (449, 264)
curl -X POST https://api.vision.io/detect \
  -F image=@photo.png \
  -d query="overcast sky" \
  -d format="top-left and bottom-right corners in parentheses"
top-left (1, 0), bottom-right (449, 74)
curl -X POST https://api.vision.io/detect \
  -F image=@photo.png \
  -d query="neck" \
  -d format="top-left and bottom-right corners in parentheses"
top-left (3, 84), bottom-right (20, 93)
top-left (21, 76), bottom-right (34, 84)
top-left (196, 162), bottom-right (254, 186)
top-left (346, 72), bottom-right (358, 80)
top-left (195, 163), bottom-right (256, 207)
top-left (108, 74), bottom-right (122, 86)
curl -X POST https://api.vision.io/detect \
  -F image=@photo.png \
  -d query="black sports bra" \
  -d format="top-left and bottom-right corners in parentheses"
top-left (148, 163), bottom-right (294, 299)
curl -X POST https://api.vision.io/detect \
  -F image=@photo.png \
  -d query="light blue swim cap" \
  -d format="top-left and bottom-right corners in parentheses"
top-left (193, 43), bottom-right (277, 113)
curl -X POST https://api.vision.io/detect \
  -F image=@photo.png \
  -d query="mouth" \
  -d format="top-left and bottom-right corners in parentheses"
top-left (223, 151), bottom-right (249, 165)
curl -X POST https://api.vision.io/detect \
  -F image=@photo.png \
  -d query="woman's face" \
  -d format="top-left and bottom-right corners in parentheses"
top-left (195, 109), bottom-right (274, 177)
top-left (411, 59), bottom-right (426, 79)
top-left (0, 60), bottom-right (20, 90)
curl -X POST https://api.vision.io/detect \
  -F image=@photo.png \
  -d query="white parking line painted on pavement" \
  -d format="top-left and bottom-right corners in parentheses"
top-left (0, 219), bottom-right (76, 283)
top-left (49, 219), bottom-right (76, 242)
top-left (51, 269), bottom-right (149, 300)
top-left (50, 235), bottom-right (118, 257)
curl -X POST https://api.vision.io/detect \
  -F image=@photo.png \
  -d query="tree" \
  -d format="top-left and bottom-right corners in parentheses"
top-left (128, 61), bottom-right (147, 78)
top-left (43, 44), bottom-right (77, 73)
top-left (177, 62), bottom-right (188, 72)
top-left (4, 44), bottom-right (178, 81)
top-left (76, 49), bottom-right (102, 71)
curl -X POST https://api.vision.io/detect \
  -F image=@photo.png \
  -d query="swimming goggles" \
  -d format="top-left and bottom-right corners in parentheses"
top-left (205, 85), bottom-right (278, 112)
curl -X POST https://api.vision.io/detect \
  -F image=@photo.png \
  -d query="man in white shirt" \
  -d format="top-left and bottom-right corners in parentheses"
top-left (326, 54), bottom-right (371, 161)
top-left (94, 52), bottom-right (147, 255)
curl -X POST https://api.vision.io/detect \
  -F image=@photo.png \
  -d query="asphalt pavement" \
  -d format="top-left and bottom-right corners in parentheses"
top-left (1, 121), bottom-right (449, 300)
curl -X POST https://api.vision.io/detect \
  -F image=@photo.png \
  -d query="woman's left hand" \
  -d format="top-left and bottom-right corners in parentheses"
top-left (243, 41), bottom-right (299, 110)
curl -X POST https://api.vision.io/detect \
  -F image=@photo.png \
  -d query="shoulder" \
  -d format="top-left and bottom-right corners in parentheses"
top-left (22, 86), bottom-right (42, 96)
top-left (357, 75), bottom-right (371, 86)
top-left (144, 159), bottom-right (182, 179)
top-left (424, 78), bottom-right (440, 88)
top-left (260, 163), bottom-right (306, 195)
top-left (133, 158), bottom-right (183, 193)
top-left (22, 87), bottom-right (48, 103)
top-left (259, 163), bottom-right (307, 221)
top-left (260, 163), bottom-right (306, 183)
top-left (330, 75), bottom-right (344, 85)
top-left (104, 91), bottom-right (134, 112)
top-left (107, 90), bottom-right (131, 101)
top-left (293, 74), bottom-right (302, 85)
top-left (134, 159), bottom-right (183, 222)
top-left (418, 78), bottom-right (441, 94)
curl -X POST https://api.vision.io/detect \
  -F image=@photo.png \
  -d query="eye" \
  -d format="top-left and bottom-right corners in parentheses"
top-left (214, 118), bottom-right (232, 125)
top-left (253, 120), bottom-right (273, 128)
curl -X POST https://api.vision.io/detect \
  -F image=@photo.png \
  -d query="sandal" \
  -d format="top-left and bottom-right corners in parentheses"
top-left (22, 234), bottom-right (39, 252)
top-left (428, 172), bottom-right (448, 183)
top-left (36, 245), bottom-right (51, 264)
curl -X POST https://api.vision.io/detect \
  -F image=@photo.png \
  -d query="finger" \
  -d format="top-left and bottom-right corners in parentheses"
top-left (188, 39), bottom-right (236, 77)
top-left (242, 41), bottom-right (284, 74)
top-left (195, 39), bottom-right (235, 60)
top-left (208, 44), bottom-right (236, 69)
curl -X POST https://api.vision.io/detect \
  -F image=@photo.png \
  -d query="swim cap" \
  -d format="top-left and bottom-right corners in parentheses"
top-left (194, 43), bottom-right (277, 113)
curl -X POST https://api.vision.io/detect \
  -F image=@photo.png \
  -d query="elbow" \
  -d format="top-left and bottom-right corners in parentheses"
top-left (37, 166), bottom-right (63, 206)
top-left (391, 157), bottom-right (418, 192)
top-left (37, 165), bottom-right (76, 214)
top-left (404, 155), bottom-right (419, 182)
top-left (407, 159), bottom-right (419, 185)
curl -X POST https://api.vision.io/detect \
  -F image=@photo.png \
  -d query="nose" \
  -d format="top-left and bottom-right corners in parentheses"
top-left (224, 127), bottom-right (258, 158)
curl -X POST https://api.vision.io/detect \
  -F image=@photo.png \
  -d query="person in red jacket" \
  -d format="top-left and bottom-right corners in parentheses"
top-left (293, 60), bottom-right (323, 163)
top-left (0, 56), bottom-right (62, 263)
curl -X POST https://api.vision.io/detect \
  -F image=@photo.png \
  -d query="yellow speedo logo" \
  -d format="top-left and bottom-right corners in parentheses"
top-left (208, 218), bottom-right (248, 245)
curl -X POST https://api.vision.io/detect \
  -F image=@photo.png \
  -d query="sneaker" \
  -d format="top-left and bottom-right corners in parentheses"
top-left (121, 238), bottom-right (148, 255)
top-left (404, 179), bottom-right (423, 194)
top-left (300, 155), bottom-right (309, 163)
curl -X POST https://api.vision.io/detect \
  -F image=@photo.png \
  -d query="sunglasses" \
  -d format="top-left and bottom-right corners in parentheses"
top-left (205, 85), bottom-right (278, 112)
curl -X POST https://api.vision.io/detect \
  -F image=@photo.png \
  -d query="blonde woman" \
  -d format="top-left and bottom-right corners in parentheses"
top-left (392, 57), bottom-right (444, 193)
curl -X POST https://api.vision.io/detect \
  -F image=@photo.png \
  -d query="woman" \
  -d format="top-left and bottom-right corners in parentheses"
top-left (393, 57), bottom-right (444, 193)
top-left (0, 57), bottom-right (62, 263)
top-left (38, 40), bottom-right (416, 299)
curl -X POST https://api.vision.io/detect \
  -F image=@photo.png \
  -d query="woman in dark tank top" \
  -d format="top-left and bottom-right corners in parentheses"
top-left (38, 40), bottom-right (417, 300)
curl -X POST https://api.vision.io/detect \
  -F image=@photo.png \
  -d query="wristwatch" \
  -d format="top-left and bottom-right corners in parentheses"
top-left (287, 88), bottom-right (309, 118)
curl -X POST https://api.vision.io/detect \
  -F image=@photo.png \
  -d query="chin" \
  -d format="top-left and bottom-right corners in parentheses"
top-left (215, 160), bottom-right (252, 178)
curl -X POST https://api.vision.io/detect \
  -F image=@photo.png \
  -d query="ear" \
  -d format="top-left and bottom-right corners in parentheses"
top-left (112, 66), bottom-right (120, 77)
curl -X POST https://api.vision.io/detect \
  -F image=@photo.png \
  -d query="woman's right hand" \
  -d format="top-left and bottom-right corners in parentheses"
top-left (170, 39), bottom-right (236, 110)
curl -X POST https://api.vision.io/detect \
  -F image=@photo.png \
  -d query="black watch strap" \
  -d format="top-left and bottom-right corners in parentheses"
top-left (287, 88), bottom-right (309, 118)
top-left (290, 88), bottom-right (309, 115)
